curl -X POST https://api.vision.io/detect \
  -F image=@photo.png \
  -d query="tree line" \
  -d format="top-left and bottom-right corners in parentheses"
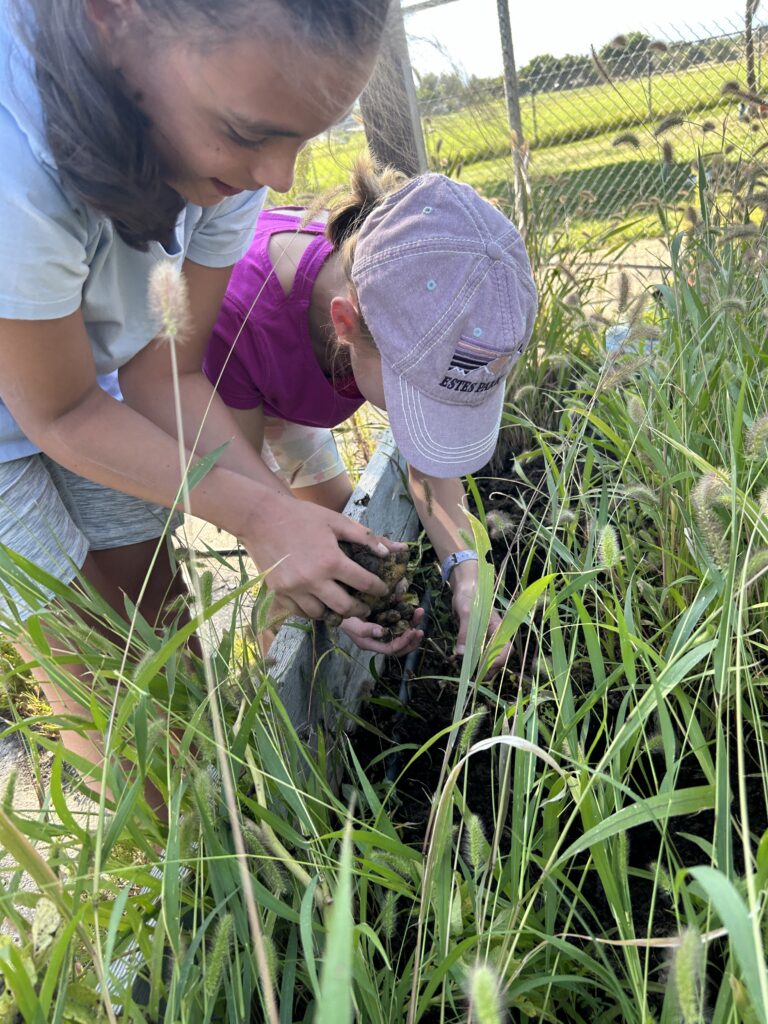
top-left (416, 30), bottom-right (762, 113)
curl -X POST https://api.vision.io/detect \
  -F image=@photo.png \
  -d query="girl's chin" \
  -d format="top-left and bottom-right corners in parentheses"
top-left (167, 178), bottom-right (229, 208)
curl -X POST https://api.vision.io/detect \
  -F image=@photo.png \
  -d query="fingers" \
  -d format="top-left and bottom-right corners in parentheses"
top-left (335, 518), bottom-right (408, 558)
top-left (410, 607), bottom-right (425, 628)
top-left (317, 581), bottom-right (375, 620)
top-left (453, 603), bottom-right (471, 657)
top-left (341, 618), bottom-right (424, 655)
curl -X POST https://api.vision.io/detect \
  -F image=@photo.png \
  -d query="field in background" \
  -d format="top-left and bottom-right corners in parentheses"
top-left (287, 55), bottom-right (766, 246)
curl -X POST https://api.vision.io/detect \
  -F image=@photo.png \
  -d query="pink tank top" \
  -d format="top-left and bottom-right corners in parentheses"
top-left (203, 207), bottom-right (364, 427)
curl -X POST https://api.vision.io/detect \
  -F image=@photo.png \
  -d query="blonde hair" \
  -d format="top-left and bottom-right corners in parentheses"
top-left (304, 153), bottom-right (405, 379)
top-left (324, 153), bottom-right (407, 280)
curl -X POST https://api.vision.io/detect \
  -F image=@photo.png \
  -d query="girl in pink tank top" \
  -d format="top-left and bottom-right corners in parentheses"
top-left (205, 155), bottom-right (537, 665)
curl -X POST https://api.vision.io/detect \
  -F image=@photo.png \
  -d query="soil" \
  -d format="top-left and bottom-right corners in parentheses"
top-left (325, 542), bottom-right (416, 640)
top-left (348, 448), bottom-right (768, 1020)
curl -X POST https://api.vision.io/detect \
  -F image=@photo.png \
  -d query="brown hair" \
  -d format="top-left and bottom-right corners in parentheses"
top-left (322, 152), bottom-right (407, 343)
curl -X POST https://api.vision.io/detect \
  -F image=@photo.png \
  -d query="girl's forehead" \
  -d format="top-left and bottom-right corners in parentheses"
top-left (181, 34), bottom-right (371, 131)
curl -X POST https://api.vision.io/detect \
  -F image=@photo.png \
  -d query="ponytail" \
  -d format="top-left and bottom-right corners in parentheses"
top-left (324, 153), bottom-right (406, 280)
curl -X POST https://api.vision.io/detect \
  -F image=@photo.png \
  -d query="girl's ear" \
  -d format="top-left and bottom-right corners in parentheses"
top-left (330, 296), bottom-right (361, 345)
top-left (85, 0), bottom-right (134, 46)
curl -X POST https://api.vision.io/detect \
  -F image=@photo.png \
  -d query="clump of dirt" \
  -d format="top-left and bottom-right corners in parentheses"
top-left (326, 542), bottom-right (417, 640)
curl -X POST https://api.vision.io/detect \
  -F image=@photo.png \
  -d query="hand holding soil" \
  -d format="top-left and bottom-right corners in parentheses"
top-left (324, 542), bottom-right (422, 644)
top-left (242, 496), bottom-right (407, 621)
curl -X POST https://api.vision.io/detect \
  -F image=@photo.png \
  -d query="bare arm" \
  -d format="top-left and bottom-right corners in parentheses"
top-left (0, 264), bottom-right (398, 619)
top-left (408, 465), bottom-right (507, 665)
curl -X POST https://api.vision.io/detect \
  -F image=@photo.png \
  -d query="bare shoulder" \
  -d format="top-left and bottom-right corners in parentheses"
top-left (266, 210), bottom-right (327, 299)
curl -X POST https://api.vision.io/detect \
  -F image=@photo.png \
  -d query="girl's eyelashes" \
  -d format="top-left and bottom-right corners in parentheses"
top-left (224, 126), bottom-right (268, 150)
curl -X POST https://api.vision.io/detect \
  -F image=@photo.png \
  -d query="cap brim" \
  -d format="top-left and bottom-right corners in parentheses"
top-left (381, 362), bottom-right (504, 478)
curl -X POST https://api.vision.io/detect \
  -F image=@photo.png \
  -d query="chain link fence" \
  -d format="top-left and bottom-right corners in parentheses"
top-left (293, 11), bottom-right (768, 255)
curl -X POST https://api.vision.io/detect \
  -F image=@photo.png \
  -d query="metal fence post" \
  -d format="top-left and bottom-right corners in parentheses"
top-left (496, 0), bottom-right (524, 145)
top-left (359, 2), bottom-right (428, 176)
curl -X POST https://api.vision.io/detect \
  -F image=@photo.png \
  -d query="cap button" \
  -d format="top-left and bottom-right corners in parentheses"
top-left (486, 241), bottom-right (504, 261)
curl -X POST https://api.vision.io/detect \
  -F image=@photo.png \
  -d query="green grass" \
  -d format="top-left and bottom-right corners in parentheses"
top-left (0, 171), bottom-right (767, 1021)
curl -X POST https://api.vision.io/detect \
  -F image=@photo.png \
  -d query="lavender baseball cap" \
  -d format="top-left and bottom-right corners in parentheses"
top-left (351, 174), bottom-right (538, 478)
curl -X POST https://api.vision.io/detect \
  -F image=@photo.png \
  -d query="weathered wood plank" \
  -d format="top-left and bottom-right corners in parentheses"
top-left (267, 431), bottom-right (419, 738)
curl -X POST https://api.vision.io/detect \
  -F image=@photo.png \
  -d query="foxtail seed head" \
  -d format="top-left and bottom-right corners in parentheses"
top-left (746, 414), bottom-right (768, 460)
top-left (486, 510), bottom-right (515, 541)
top-left (617, 271), bottom-right (630, 314)
top-left (463, 813), bottom-right (489, 873)
top-left (242, 821), bottom-right (288, 896)
top-left (626, 394), bottom-right (646, 425)
top-left (459, 708), bottom-right (487, 755)
top-left (691, 472), bottom-right (730, 569)
top-left (654, 114), bottom-right (684, 136)
top-left (148, 260), bottom-right (191, 344)
top-left (379, 890), bottom-right (398, 943)
top-left (204, 913), bottom-right (233, 1002)
top-left (743, 549), bottom-right (768, 592)
top-left (612, 132), bottom-right (640, 149)
top-left (597, 524), bottom-right (621, 570)
top-left (671, 927), bottom-right (703, 1024)
top-left (624, 485), bottom-right (658, 505)
top-left (467, 964), bottom-right (503, 1024)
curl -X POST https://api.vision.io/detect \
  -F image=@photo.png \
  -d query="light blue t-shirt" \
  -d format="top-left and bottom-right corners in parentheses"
top-left (0, 1), bottom-right (265, 460)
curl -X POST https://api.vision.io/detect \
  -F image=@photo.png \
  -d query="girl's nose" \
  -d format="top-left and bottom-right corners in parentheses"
top-left (250, 149), bottom-right (297, 195)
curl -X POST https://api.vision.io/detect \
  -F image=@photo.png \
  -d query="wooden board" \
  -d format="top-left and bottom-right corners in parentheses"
top-left (267, 431), bottom-right (419, 741)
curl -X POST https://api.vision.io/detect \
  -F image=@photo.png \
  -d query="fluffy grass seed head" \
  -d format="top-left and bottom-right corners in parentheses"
top-left (759, 486), bottom-right (768, 518)
top-left (722, 223), bottom-right (760, 242)
top-left (486, 510), bottom-right (515, 542)
top-left (691, 474), bottom-right (730, 569)
top-left (684, 205), bottom-right (700, 228)
top-left (626, 394), bottom-right (646, 426)
top-left (462, 813), bottom-right (489, 873)
top-left (745, 414), bottom-right (768, 460)
top-left (651, 859), bottom-right (675, 899)
top-left (714, 296), bottom-right (748, 316)
top-left (654, 114), bottom-right (684, 137)
top-left (192, 765), bottom-right (217, 826)
top-left (612, 132), bottom-right (641, 149)
top-left (551, 504), bottom-right (577, 528)
top-left (459, 707), bottom-right (487, 754)
top-left (617, 271), bottom-right (630, 314)
top-left (743, 549), bottom-right (768, 593)
top-left (204, 913), bottom-right (234, 1002)
top-left (662, 140), bottom-right (674, 166)
top-left (597, 524), bottom-right (621, 570)
top-left (512, 383), bottom-right (538, 405)
top-left (466, 964), bottom-right (503, 1024)
top-left (148, 260), bottom-right (191, 345)
top-left (670, 927), bottom-right (703, 1024)
top-left (243, 821), bottom-right (289, 896)
top-left (379, 890), bottom-right (398, 944)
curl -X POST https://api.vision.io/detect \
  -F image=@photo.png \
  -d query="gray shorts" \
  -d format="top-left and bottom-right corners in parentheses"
top-left (0, 454), bottom-right (180, 621)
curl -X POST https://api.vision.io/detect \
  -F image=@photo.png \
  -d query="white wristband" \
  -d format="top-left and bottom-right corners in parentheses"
top-left (441, 550), bottom-right (479, 583)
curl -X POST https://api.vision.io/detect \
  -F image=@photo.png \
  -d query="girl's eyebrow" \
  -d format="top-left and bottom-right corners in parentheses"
top-left (224, 115), bottom-right (302, 139)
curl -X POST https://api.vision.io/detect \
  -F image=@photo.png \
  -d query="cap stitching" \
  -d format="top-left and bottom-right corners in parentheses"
top-left (398, 381), bottom-right (499, 462)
